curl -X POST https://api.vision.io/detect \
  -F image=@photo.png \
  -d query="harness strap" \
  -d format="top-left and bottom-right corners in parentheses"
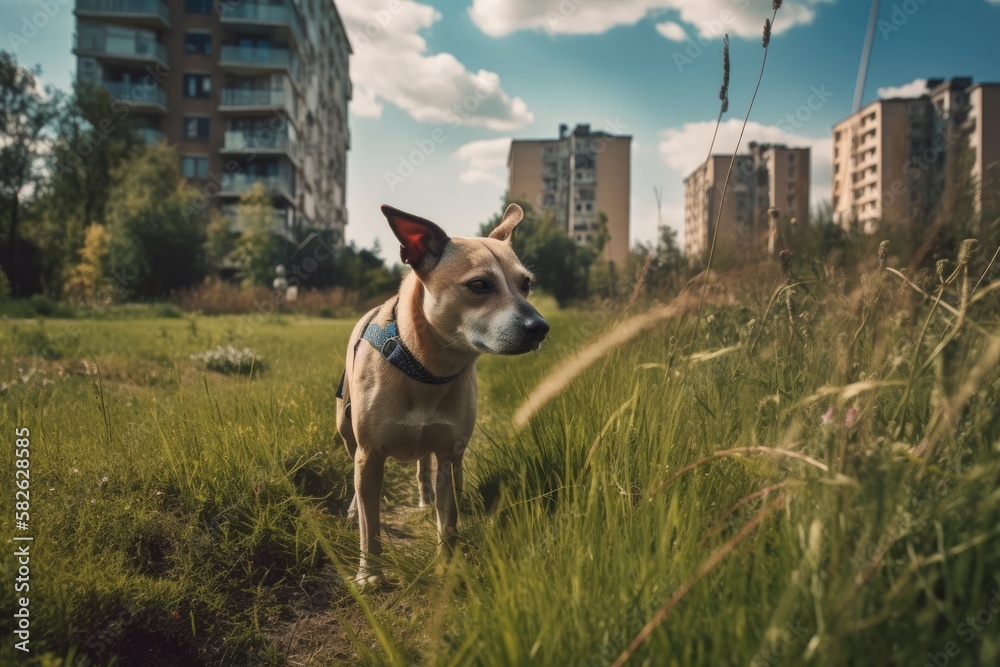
top-left (335, 298), bottom-right (465, 401)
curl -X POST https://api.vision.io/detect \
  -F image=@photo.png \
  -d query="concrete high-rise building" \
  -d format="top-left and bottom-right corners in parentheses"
top-left (507, 123), bottom-right (631, 265)
top-left (683, 144), bottom-right (810, 262)
top-left (73, 0), bottom-right (351, 240)
top-left (831, 77), bottom-right (1000, 231)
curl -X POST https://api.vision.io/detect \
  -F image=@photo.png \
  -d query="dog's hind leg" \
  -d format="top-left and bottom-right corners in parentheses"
top-left (434, 453), bottom-right (463, 553)
top-left (354, 449), bottom-right (386, 588)
top-left (417, 455), bottom-right (434, 508)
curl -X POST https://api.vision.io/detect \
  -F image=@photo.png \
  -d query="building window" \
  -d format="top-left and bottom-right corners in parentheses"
top-left (577, 188), bottom-right (594, 200)
top-left (181, 156), bottom-right (209, 179)
top-left (185, 0), bottom-right (212, 14)
top-left (184, 32), bottom-right (212, 55)
top-left (183, 116), bottom-right (210, 140)
top-left (184, 74), bottom-right (212, 98)
top-left (788, 165), bottom-right (795, 179)
top-left (542, 194), bottom-right (555, 206)
top-left (585, 202), bottom-right (592, 211)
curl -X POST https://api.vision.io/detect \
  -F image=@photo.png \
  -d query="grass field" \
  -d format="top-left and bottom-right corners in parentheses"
top-left (2, 250), bottom-right (1000, 666)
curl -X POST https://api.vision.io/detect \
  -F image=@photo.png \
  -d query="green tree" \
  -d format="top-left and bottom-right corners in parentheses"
top-left (64, 223), bottom-right (111, 303)
top-left (229, 182), bottom-right (285, 287)
top-left (204, 208), bottom-right (235, 279)
top-left (105, 143), bottom-right (204, 298)
top-left (479, 199), bottom-right (587, 306)
top-left (25, 82), bottom-right (139, 296)
top-left (0, 51), bottom-right (60, 295)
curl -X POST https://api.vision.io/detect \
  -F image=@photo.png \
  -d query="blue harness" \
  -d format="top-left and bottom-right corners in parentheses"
top-left (335, 305), bottom-right (464, 401)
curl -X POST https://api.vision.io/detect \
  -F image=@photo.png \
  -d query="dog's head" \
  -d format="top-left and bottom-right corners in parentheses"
top-left (381, 203), bottom-right (549, 355)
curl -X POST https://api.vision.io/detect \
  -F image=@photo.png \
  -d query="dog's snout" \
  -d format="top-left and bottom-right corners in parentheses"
top-left (524, 316), bottom-right (549, 341)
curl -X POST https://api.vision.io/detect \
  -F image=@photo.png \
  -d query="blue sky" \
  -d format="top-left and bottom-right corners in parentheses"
top-left (4, 0), bottom-right (1000, 256)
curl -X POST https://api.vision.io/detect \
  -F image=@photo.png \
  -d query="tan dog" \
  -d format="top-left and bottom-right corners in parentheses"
top-left (336, 203), bottom-right (548, 587)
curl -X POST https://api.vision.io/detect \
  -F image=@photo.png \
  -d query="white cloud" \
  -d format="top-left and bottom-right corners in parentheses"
top-left (877, 78), bottom-right (928, 99)
top-left (454, 137), bottom-right (511, 186)
top-left (658, 118), bottom-right (832, 203)
top-left (469, 0), bottom-right (832, 39)
top-left (655, 21), bottom-right (687, 41)
top-left (340, 0), bottom-right (533, 130)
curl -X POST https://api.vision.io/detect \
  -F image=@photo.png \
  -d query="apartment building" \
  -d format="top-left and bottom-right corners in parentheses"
top-left (507, 123), bottom-right (631, 265)
top-left (73, 0), bottom-right (351, 240)
top-left (831, 77), bottom-right (1000, 231)
top-left (683, 144), bottom-right (810, 262)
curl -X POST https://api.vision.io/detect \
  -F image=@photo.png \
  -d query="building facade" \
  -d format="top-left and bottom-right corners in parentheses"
top-left (73, 0), bottom-right (351, 240)
top-left (683, 144), bottom-right (810, 262)
top-left (507, 124), bottom-right (631, 265)
top-left (831, 77), bottom-right (1000, 231)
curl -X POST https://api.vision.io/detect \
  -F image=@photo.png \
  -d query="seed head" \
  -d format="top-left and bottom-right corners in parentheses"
top-left (719, 34), bottom-right (730, 114)
top-left (936, 259), bottom-right (949, 283)
top-left (958, 239), bottom-right (979, 266)
top-left (763, 19), bottom-right (772, 48)
top-left (773, 0), bottom-right (783, 10)
top-left (768, 207), bottom-right (780, 220)
top-left (779, 249), bottom-right (793, 277)
top-left (878, 240), bottom-right (889, 269)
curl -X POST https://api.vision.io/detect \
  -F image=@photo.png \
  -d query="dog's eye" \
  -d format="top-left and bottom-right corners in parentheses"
top-left (521, 278), bottom-right (532, 294)
top-left (466, 279), bottom-right (493, 294)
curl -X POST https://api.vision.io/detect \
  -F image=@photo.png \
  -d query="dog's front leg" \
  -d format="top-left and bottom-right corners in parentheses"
top-left (354, 449), bottom-right (386, 588)
top-left (434, 453), bottom-right (463, 552)
top-left (417, 455), bottom-right (434, 508)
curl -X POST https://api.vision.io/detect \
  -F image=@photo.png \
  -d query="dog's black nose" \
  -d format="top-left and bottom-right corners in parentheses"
top-left (524, 316), bottom-right (550, 341)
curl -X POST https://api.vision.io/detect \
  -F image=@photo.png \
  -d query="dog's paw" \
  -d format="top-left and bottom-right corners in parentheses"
top-left (354, 572), bottom-right (384, 591)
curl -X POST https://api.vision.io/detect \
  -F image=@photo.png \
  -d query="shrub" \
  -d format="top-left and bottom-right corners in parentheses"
top-left (191, 345), bottom-right (267, 377)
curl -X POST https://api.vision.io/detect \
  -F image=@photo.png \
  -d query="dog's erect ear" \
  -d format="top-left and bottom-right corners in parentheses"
top-left (488, 203), bottom-right (524, 243)
top-left (381, 205), bottom-right (450, 271)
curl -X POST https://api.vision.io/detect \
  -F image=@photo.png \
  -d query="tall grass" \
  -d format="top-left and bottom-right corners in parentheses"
top-left (1, 242), bottom-right (999, 666)
top-left (387, 244), bottom-right (1000, 666)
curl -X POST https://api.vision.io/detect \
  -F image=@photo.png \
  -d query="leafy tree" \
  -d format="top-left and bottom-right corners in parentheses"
top-left (64, 223), bottom-right (111, 303)
top-left (204, 209), bottom-right (235, 279)
top-left (229, 182), bottom-right (286, 287)
top-left (105, 143), bottom-right (204, 298)
top-left (0, 51), bottom-right (60, 295)
top-left (479, 199), bottom-right (592, 306)
top-left (25, 82), bottom-right (138, 295)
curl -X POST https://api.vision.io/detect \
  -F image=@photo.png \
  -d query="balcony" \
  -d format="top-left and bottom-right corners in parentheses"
top-left (132, 127), bottom-right (165, 144)
top-left (222, 129), bottom-right (298, 162)
top-left (74, 0), bottom-right (170, 28)
top-left (219, 45), bottom-right (297, 76)
top-left (219, 84), bottom-right (294, 116)
top-left (218, 1), bottom-right (303, 46)
top-left (220, 172), bottom-right (295, 202)
top-left (221, 205), bottom-right (296, 241)
top-left (101, 80), bottom-right (167, 111)
top-left (75, 24), bottom-right (167, 67)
